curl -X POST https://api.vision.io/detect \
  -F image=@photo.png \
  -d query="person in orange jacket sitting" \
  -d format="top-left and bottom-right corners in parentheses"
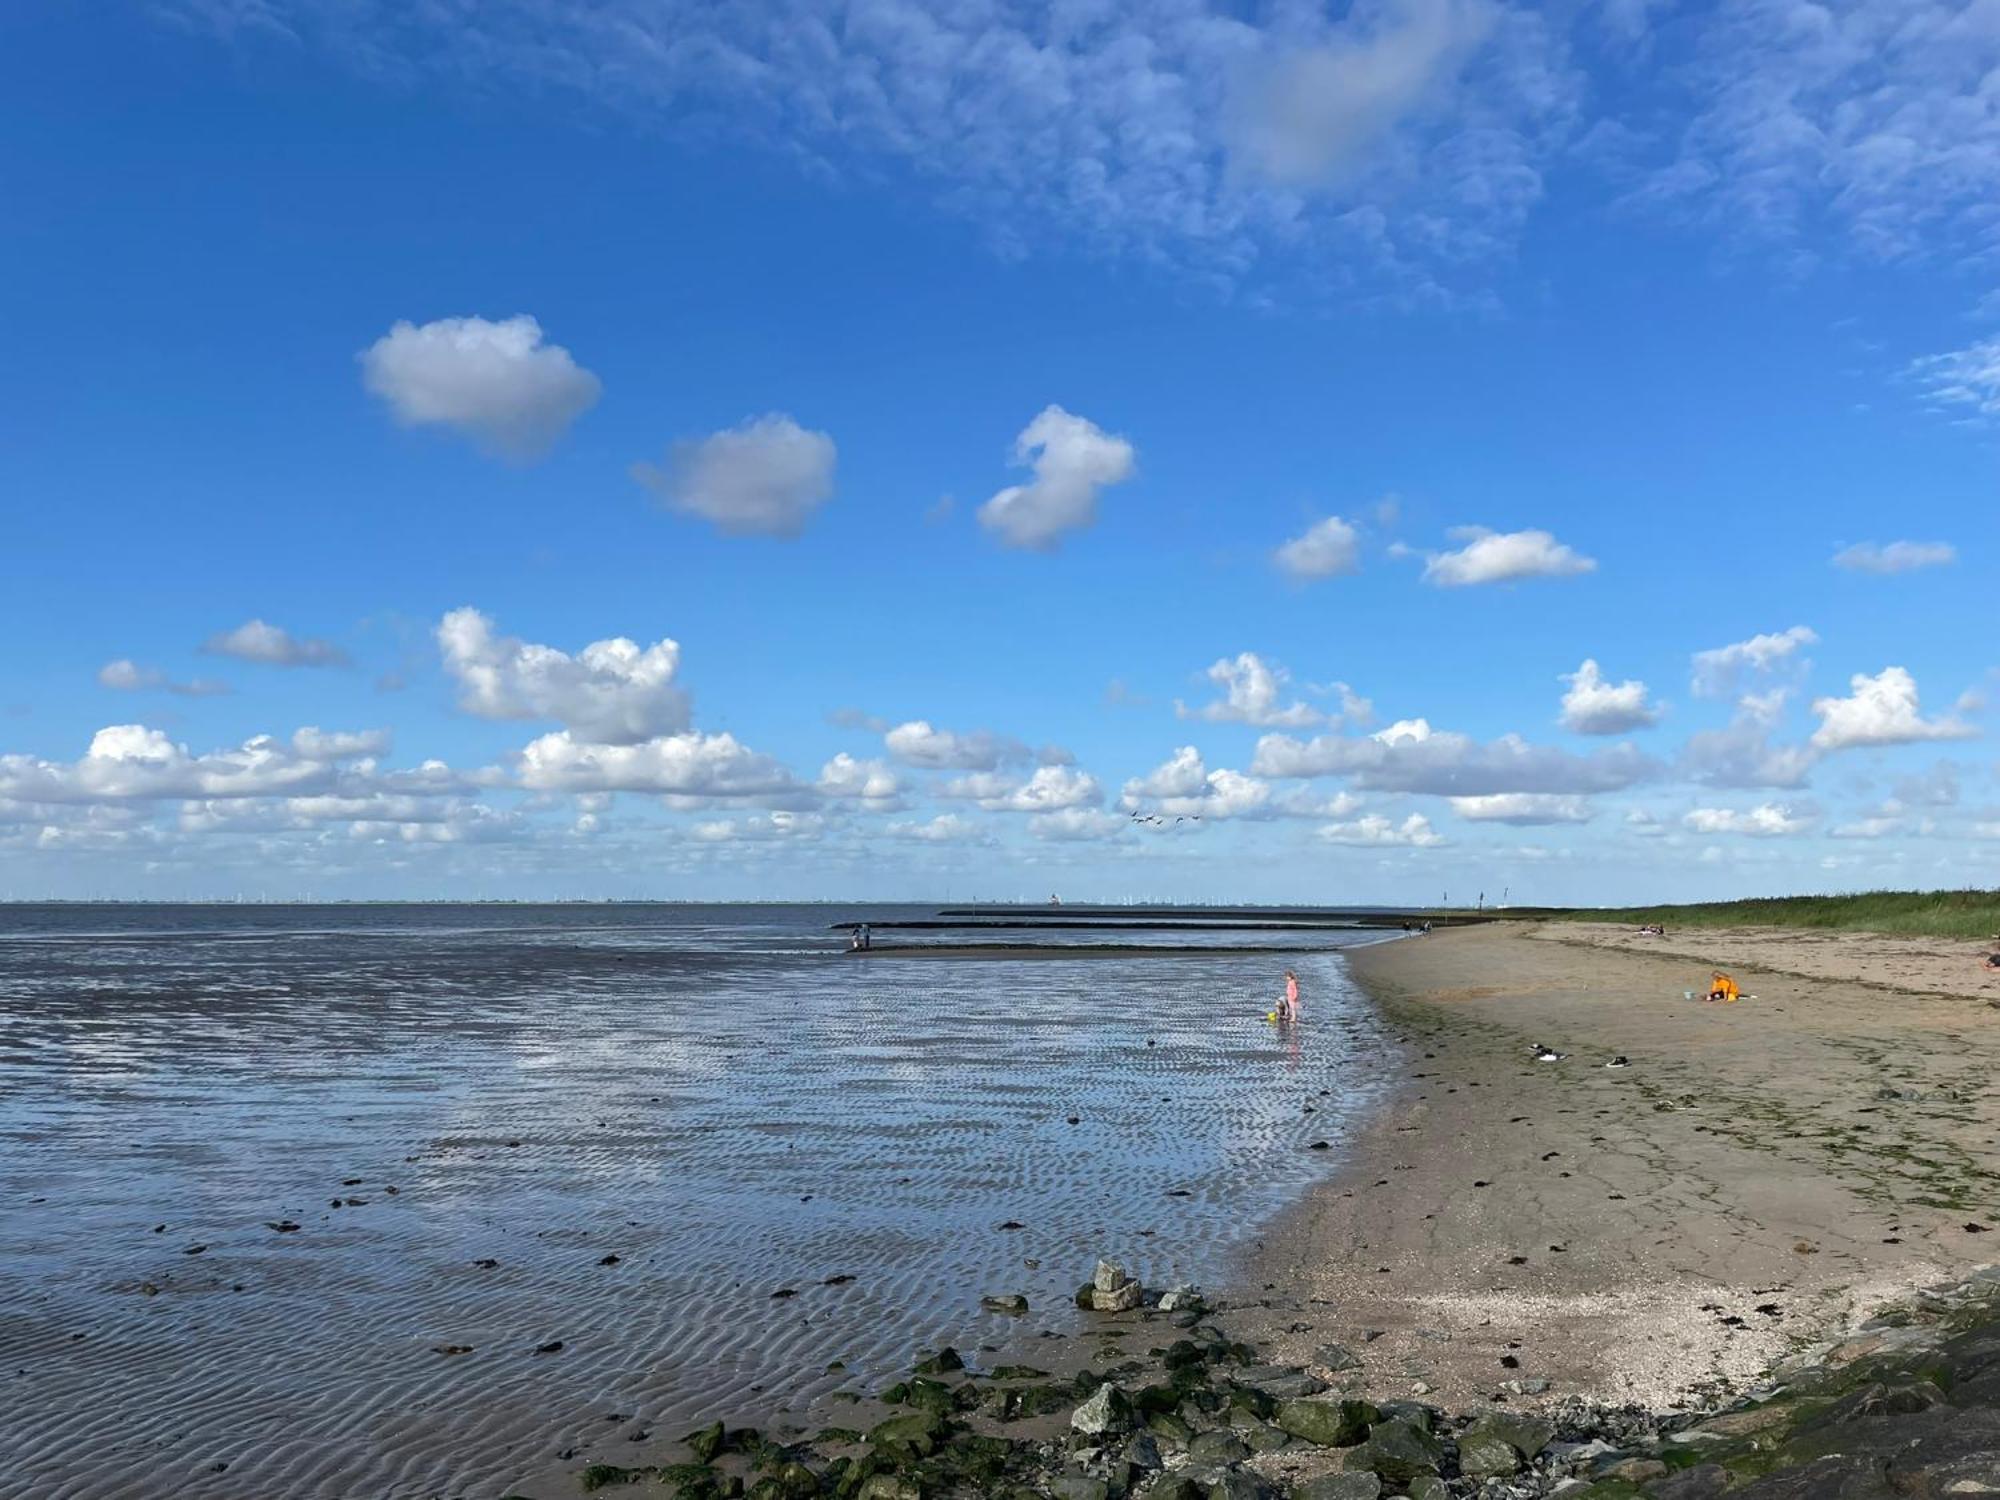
top-left (1705, 971), bottom-right (1740, 1003)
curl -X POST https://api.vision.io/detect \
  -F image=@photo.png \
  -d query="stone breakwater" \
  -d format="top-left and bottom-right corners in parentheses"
top-left (545, 1262), bottom-right (2000, 1499)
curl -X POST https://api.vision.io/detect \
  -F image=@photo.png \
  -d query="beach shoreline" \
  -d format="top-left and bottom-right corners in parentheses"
top-left (1230, 920), bottom-right (2000, 1414)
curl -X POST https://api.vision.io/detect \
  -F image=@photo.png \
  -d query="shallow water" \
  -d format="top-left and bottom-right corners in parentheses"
top-left (0, 904), bottom-right (1400, 1499)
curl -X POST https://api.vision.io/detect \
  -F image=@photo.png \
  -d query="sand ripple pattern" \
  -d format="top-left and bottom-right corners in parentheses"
top-left (0, 904), bottom-right (1397, 1499)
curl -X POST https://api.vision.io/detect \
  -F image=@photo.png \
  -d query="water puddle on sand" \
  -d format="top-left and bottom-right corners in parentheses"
top-left (0, 906), bottom-right (1401, 1499)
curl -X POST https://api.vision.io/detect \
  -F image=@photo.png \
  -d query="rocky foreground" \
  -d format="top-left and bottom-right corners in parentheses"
top-left (553, 1261), bottom-right (2000, 1499)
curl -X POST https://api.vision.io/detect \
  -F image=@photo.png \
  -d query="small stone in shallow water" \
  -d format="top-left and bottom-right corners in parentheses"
top-left (534, 1340), bottom-right (564, 1354)
top-left (981, 1294), bottom-right (1029, 1314)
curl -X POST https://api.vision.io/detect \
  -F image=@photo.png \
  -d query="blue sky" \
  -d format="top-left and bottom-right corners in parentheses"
top-left (1, 0), bottom-right (1995, 902)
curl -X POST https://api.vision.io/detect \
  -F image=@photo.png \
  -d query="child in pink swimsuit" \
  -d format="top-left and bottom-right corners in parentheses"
top-left (1282, 969), bottom-right (1301, 1022)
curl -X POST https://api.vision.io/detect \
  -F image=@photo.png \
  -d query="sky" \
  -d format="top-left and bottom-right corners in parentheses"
top-left (1, 0), bottom-right (1996, 904)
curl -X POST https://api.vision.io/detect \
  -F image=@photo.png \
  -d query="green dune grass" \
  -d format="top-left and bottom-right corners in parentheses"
top-left (1555, 889), bottom-right (2000, 942)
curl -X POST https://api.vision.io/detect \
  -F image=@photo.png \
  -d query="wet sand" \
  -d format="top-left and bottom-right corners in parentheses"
top-left (1236, 921), bottom-right (2000, 1414)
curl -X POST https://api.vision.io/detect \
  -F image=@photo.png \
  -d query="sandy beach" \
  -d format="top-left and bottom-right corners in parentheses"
top-left (1237, 920), bottom-right (2000, 1414)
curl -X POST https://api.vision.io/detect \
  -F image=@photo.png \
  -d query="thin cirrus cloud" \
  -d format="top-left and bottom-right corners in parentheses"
top-left (632, 414), bottom-right (837, 538)
top-left (359, 315), bottom-right (601, 461)
top-left (1911, 336), bottom-right (2000, 419)
top-left (1420, 527), bottom-right (1596, 586)
top-left (97, 660), bottom-right (230, 697)
top-left (1273, 515), bottom-right (1362, 581)
top-left (1830, 540), bottom-right (1957, 574)
top-left (977, 406), bottom-right (1135, 550)
top-left (201, 619), bottom-right (349, 668)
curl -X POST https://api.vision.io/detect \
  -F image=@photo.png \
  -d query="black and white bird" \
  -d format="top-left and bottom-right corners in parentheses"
top-left (1532, 1044), bottom-right (1569, 1063)
top-left (1605, 1055), bottom-right (1630, 1069)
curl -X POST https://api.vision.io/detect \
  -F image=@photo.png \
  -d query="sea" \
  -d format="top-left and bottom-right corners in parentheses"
top-left (0, 903), bottom-right (1404, 1499)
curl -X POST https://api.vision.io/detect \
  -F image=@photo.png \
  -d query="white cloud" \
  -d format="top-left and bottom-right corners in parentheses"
top-left (1231, 0), bottom-right (1497, 186)
top-left (290, 727), bottom-right (392, 761)
top-left (1913, 337), bottom-right (2000, 420)
top-left (1809, 666), bottom-right (1976, 751)
top-left (1029, 807), bottom-right (1129, 841)
top-left (170, 0), bottom-right (1577, 304)
top-left (1421, 527), bottom-right (1596, 586)
top-left (1274, 516), bottom-right (1361, 581)
top-left (1253, 724), bottom-right (1654, 796)
top-left (1679, 697), bottom-right (1819, 790)
top-left (883, 720), bottom-right (1027, 771)
top-left (98, 660), bottom-right (230, 697)
top-left (816, 753), bottom-right (903, 807)
top-left (437, 607), bottom-right (688, 744)
top-left (1831, 540), bottom-right (1958, 574)
top-left (359, 314), bottom-right (600, 460)
top-left (1121, 747), bottom-right (1275, 820)
top-left (942, 764), bottom-right (1101, 813)
top-left (515, 729), bottom-right (797, 797)
top-left (1318, 812), bottom-right (1444, 847)
top-left (1683, 803), bottom-right (1815, 837)
top-left (1448, 792), bottom-right (1593, 824)
top-left (1690, 626), bottom-right (1817, 698)
top-left (1558, 659), bottom-right (1660, 734)
top-left (1175, 652), bottom-right (1331, 728)
top-left (1830, 815), bottom-right (1904, 839)
top-left (0, 725), bottom-right (342, 803)
top-left (692, 811), bottom-right (825, 843)
top-left (1645, 3), bottom-right (2000, 265)
top-left (888, 813), bottom-right (984, 843)
top-left (202, 619), bottom-right (349, 668)
top-left (977, 406), bottom-right (1135, 550)
top-left (633, 413), bottom-right (836, 538)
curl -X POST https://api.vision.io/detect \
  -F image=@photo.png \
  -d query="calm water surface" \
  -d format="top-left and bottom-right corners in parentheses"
top-left (0, 904), bottom-right (1401, 1499)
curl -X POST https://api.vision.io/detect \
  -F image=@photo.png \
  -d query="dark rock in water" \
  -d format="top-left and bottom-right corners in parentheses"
top-left (683, 1420), bottom-right (725, 1462)
top-left (1274, 1397), bottom-right (1378, 1446)
top-left (1294, 1477), bottom-right (1383, 1500)
top-left (980, 1294), bottom-right (1029, 1314)
top-left (533, 1340), bottom-right (564, 1355)
top-left (913, 1346), bottom-right (963, 1375)
top-left (265, 1221), bottom-right (300, 1233)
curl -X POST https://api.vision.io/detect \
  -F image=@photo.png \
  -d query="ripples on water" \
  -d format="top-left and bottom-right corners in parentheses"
top-left (0, 904), bottom-right (1401, 1499)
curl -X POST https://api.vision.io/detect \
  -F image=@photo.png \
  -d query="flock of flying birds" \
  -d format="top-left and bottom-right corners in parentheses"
top-left (1128, 810), bottom-right (1201, 828)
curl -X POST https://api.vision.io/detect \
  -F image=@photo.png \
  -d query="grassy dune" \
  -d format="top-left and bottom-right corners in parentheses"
top-left (1558, 889), bottom-right (2000, 942)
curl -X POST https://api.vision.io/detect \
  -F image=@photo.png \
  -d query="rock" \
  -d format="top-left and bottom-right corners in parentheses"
top-left (1094, 1260), bottom-right (1131, 1293)
top-left (683, 1421), bottom-right (725, 1462)
top-left (1602, 1457), bottom-right (1669, 1482)
top-left (1093, 1280), bottom-right (1144, 1313)
top-left (1243, 1422), bottom-right (1289, 1453)
top-left (1314, 1344), bottom-right (1364, 1372)
top-left (1187, 1430), bottom-right (1250, 1462)
top-left (748, 1462), bottom-right (817, 1499)
top-left (1465, 1410), bottom-right (1555, 1460)
top-left (1275, 1397), bottom-right (1379, 1447)
top-left (1351, 1419), bottom-right (1445, 1484)
top-left (868, 1410), bottom-right (946, 1459)
top-left (1048, 1475), bottom-right (1109, 1500)
top-left (1501, 1377), bottom-right (1552, 1395)
top-left (1120, 1432), bottom-right (1163, 1470)
top-left (1645, 1464), bottom-right (1732, 1499)
top-left (1458, 1430), bottom-right (1522, 1478)
top-left (980, 1294), bottom-right (1029, 1314)
top-left (1404, 1478), bottom-right (1450, 1500)
top-left (1294, 1477), bottom-right (1383, 1500)
top-left (1203, 1470), bottom-right (1279, 1500)
top-left (1072, 1381), bottom-right (1135, 1436)
top-left (1159, 1284), bottom-right (1206, 1313)
top-left (1240, 1366), bottom-right (1328, 1399)
top-left (912, 1346), bottom-right (963, 1375)
top-left (855, 1478), bottom-right (920, 1500)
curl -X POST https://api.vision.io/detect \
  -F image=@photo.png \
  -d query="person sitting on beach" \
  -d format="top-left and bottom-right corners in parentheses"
top-left (1704, 971), bottom-right (1740, 1003)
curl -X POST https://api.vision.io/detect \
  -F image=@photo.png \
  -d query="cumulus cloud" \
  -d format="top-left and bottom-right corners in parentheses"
top-left (1690, 626), bottom-right (1816, 698)
top-left (202, 619), bottom-right (349, 668)
top-left (1318, 812), bottom-right (1444, 847)
top-left (1253, 723), bottom-right (1654, 796)
top-left (1558, 659), bottom-right (1660, 735)
top-left (1809, 666), bottom-right (1976, 751)
top-left (437, 607), bottom-right (688, 745)
top-left (977, 406), bottom-right (1135, 550)
top-left (1447, 792), bottom-right (1593, 824)
top-left (515, 729), bottom-right (797, 797)
top-left (883, 720), bottom-right (1027, 772)
top-left (1175, 653), bottom-right (1338, 728)
top-left (290, 727), bottom-right (392, 761)
top-left (1274, 516), bottom-right (1361, 581)
top-left (359, 314), bottom-right (600, 460)
top-left (1683, 803), bottom-right (1815, 837)
top-left (888, 813), bottom-right (984, 843)
top-left (0, 725), bottom-right (343, 803)
top-left (633, 413), bottom-right (837, 538)
top-left (1679, 699), bottom-right (1820, 790)
top-left (1121, 747), bottom-right (1274, 820)
top-left (1831, 540), bottom-right (1957, 574)
top-left (816, 753), bottom-right (903, 807)
top-left (1421, 527), bottom-right (1596, 586)
top-left (692, 811), bottom-right (825, 843)
top-left (942, 764), bottom-right (1101, 813)
top-left (98, 660), bottom-right (230, 697)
